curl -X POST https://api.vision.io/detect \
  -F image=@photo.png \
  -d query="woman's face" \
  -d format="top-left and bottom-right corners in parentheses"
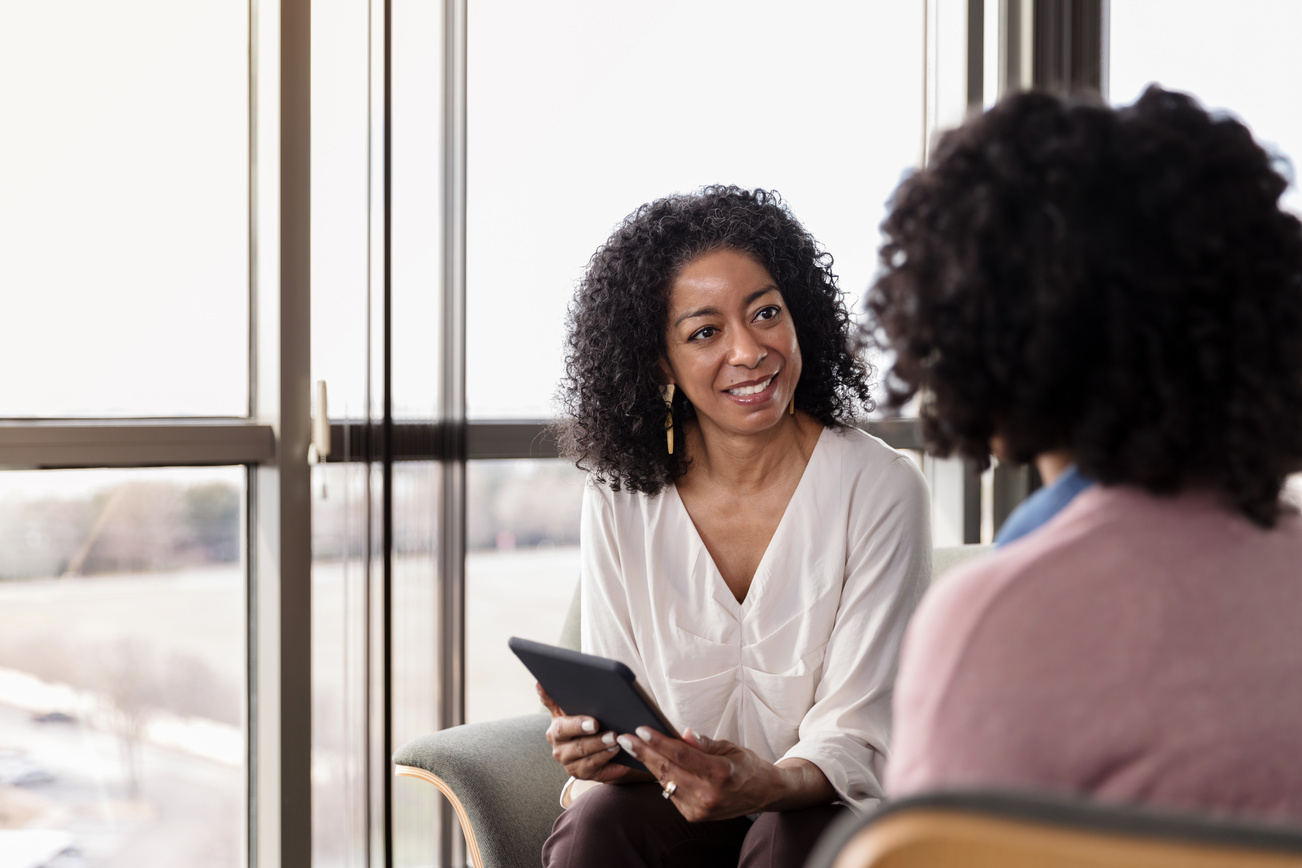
top-left (661, 248), bottom-right (802, 441)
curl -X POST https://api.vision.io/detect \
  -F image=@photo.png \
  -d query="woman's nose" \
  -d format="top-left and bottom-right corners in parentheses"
top-left (728, 330), bottom-right (767, 367)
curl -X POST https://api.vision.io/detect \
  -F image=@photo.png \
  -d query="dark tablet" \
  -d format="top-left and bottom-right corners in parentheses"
top-left (508, 636), bottom-right (680, 772)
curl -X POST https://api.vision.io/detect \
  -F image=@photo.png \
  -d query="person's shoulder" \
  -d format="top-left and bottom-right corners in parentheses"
top-left (825, 426), bottom-right (929, 512)
top-left (584, 473), bottom-right (653, 502)
top-left (907, 547), bottom-right (1004, 642)
top-left (891, 529), bottom-right (1096, 797)
top-left (827, 423), bottom-right (900, 457)
top-left (827, 426), bottom-right (925, 480)
top-left (1267, 503), bottom-right (1302, 546)
top-left (584, 473), bottom-right (677, 525)
top-left (911, 494), bottom-right (1120, 656)
top-left (583, 473), bottom-right (614, 504)
top-left (897, 540), bottom-right (1068, 729)
top-left (582, 475), bottom-right (627, 525)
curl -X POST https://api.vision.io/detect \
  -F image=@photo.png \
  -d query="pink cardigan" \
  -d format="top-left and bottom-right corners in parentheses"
top-left (888, 485), bottom-right (1302, 824)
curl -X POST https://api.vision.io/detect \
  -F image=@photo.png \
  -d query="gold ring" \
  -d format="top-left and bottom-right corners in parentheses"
top-left (661, 781), bottom-right (677, 799)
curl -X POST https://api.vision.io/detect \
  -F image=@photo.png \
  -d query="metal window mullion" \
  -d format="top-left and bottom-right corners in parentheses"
top-left (967, 0), bottom-right (986, 110)
top-left (437, 1), bottom-right (469, 866)
top-left (250, 0), bottom-right (313, 865)
top-left (998, 0), bottom-right (1035, 95)
top-left (366, 0), bottom-right (385, 863)
top-left (379, 1), bottom-right (396, 865)
top-left (1030, 0), bottom-right (1104, 93)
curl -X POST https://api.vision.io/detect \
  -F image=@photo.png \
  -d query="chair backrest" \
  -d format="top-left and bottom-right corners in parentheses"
top-left (932, 543), bottom-right (991, 581)
top-left (557, 543), bottom-right (992, 651)
top-left (806, 791), bottom-right (1302, 868)
top-left (558, 581), bottom-right (583, 651)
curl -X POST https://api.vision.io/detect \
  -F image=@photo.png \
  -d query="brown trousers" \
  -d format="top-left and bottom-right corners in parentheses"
top-left (541, 782), bottom-right (847, 868)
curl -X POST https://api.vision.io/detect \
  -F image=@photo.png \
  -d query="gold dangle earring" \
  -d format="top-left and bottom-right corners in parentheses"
top-left (788, 392), bottom-right (796, 415)
top-left (662, 384), bottom-right (676, 455)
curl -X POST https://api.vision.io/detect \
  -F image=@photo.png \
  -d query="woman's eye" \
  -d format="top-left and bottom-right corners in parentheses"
top-left (689, 326), bottom-right (718, 341)
top-left (754, 305), bottom-right (781, 322)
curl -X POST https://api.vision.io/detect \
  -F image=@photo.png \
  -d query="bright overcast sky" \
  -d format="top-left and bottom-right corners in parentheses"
top-left (3, 0), bottom-right (1302, 424)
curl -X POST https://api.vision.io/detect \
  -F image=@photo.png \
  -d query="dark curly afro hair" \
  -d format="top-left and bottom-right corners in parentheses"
top-left (557, 185), bottom-right (874, 495)
top-left (866, 86), bottom-right (1302, 527)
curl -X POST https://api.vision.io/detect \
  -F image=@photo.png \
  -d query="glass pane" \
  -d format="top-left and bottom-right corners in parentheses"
top-left (466, 460), bottom-right (586, 724)
top-left (466, 0), bottom-right (926, 419)
top-left (313, 0), bottom-right (373, 421)
top-left (311, 463), bottom-right (370, 868)
top-left (0, 3), bottom-right (250, 418)
top-left (392, 462), bottom-right (439, 868)
top-left (0, 467), bottom-right (245, 866)
top-left (392, 0), bottom-right (445, 422)
top-left (1109, 0), bottom-right (1302, 213)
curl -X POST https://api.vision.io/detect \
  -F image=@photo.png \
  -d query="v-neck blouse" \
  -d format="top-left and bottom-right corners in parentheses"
top-left (580, 426), bottom-right (932, 812)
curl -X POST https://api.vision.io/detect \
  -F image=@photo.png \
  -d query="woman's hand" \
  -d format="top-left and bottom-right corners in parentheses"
top-left (538, 684), bottom-right (647, 783)
top-left (615, 727), bottom-right (835, 822)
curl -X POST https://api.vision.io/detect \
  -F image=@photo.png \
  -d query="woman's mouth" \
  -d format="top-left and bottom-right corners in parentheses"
top-left (725, 373), bottom-right (777, 397)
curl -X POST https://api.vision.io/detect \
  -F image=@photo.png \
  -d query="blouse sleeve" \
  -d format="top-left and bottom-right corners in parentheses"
top-left (577, 480), bottom-right (649, 685)
top-left (780, 455), bottom-right (932, 813)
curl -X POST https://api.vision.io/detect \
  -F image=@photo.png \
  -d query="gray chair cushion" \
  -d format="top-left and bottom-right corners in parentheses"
top-left (393, 713), bottom-right (570, 868)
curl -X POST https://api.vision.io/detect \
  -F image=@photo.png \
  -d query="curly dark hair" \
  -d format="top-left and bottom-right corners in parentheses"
top-left (866, 86), bottom-right (1302, 526)
top-left (556, 185), bottom-right (874, 495)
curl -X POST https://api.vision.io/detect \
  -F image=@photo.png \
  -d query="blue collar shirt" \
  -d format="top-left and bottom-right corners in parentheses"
top-left (994, 463), bottom-right (1095, 547)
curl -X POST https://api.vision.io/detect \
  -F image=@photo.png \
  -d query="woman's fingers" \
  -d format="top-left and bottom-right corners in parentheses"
top-left (535, 686), bottom-right (637, 781)
top-left (616, 730), bottom-right (715, 819)
top-left (565, 740), bottom-right (623, 780)
top-left (545, 712), bottom-right (604, 744)
top-left (536, 683), bottom-right (564, 718)
top-left (544, 712), bottom-right (623, 778)
top-left (626, 727), bottom-right (730, 781)
top-left (558, 734), bottom-right (621, 776)
top-left (617, 727), bottom-right (767, 821)
top-left (682, 727), bottom-right (726, 754)
top-left (550, 727), bottom-right (618, 762)
top-left (614, 728), bottom-right (709, 787)
top-left (535, 688), bottom-right (632, 781)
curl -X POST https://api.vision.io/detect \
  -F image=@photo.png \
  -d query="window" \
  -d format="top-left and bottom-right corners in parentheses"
top-left (466, 0), bottom-right (927, 420)
top-left (1109, 0), bottom-right (1302, 214)
top-left (466, 460), bottom-right (586, 724)
top-left (0, 468), bottom-right (245, 865)
top-left (0, 2), bottom-right (250, 419)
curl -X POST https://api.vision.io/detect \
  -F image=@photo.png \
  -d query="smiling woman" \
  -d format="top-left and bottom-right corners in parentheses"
top-left (557, 187), bottom-right (876, 495)
top-left (545, 187), bottom-right (933, 868)
top-left (663, 250), bottom-right (802, 435)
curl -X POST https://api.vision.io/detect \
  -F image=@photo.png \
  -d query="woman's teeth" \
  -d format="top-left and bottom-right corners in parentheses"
top-left (727, 375), bottom-right (774, 396)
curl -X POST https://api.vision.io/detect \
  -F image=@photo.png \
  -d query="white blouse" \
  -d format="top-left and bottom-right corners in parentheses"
top-left (579, 426), bottom-right (932, 813)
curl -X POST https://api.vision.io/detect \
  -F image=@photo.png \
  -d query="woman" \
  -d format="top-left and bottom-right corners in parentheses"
top-left (543, 186), bottom-right (932, 866)
top-left (869, 87), bottom-right (1302, 820)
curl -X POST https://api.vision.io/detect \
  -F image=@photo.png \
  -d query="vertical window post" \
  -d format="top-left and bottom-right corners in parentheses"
top-left (435, 0), bottom-right (469, 864)
top-left (251, 0), bottom-right (313, 865)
